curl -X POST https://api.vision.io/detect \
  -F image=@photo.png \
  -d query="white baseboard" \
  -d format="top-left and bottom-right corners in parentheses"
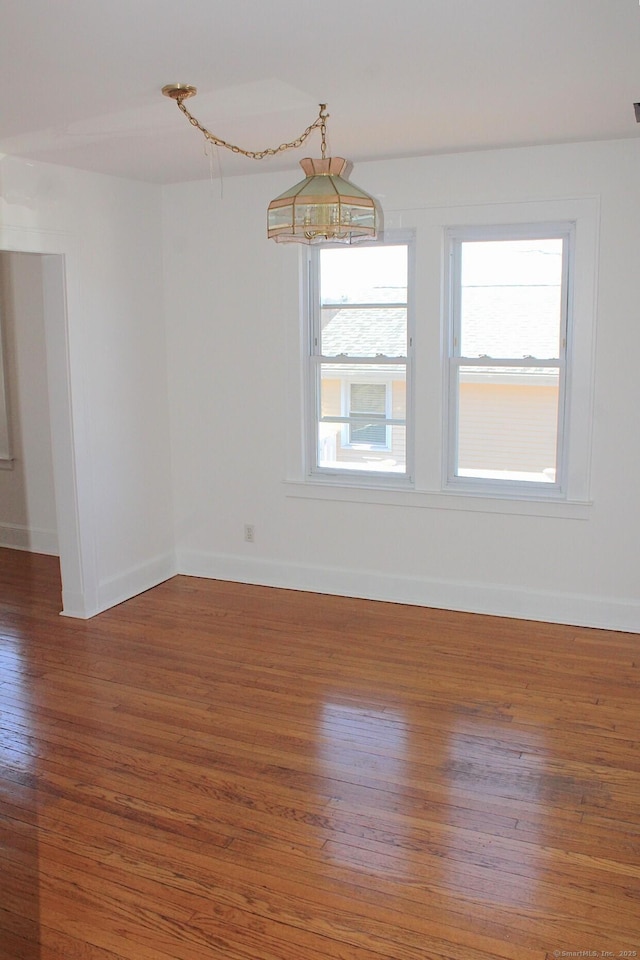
top-left (60, 551), bottom-right (176, 619)
top-left (95, 551), bottom-right (177, 616)
top-left (59, 589), bottom-right (95, 619)
top-left (176, 548), bottom-right (640, 634)
top-left (0, 522), bottom-right (59, 555)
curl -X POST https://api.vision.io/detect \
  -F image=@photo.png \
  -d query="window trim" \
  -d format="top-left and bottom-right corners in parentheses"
top-left (443, 221), bottom-right (578, 501)
top-left (288, 197), bottom-right (597, 513)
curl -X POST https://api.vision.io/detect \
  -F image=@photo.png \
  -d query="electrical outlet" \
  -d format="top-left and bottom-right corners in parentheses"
top-left (244, 524), bottom-right (255, 543)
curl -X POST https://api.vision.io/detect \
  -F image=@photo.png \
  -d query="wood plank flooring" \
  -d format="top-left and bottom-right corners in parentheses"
top-left (1, 546), bottom-right (639, 959)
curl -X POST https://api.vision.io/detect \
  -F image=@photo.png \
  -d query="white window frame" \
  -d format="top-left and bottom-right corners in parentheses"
top-left (287, 198), bottom-right (597, 516)
top-left (444, 222), bottom-right (572, 499)
top-left (304, 233), bottom-right (415, 485)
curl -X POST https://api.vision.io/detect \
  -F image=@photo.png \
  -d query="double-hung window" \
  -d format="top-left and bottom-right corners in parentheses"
top-left (306, 239), bottom-right (412, 480)
top-left (445, 224), bottom-right (572, 496)
top-left (294, 203), bottom-right (595, 509)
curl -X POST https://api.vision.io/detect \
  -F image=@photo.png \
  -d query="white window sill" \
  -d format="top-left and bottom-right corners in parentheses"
top-left (284, 478), bottom-right (592, 519)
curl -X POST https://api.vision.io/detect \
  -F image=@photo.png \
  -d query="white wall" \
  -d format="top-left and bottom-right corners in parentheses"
top-left (2, 139), bottom-right (636, 629)
top-left (0, 155), bottom-right (175, 615)
top-left (0, 252), bottom-right (58, 553)
top-left (163, 138), bottom-right (640, 632)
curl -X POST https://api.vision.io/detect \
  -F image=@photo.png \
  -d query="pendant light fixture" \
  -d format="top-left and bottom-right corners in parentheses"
top-left (162, 85), bottom-right (379, 244)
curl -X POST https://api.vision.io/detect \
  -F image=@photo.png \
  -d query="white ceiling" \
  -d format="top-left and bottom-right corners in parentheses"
top-left (1, 0), bottom-right (640, 184)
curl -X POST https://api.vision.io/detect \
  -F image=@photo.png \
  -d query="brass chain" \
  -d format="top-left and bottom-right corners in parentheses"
top-left (176, 98), bottom-right (329, 160)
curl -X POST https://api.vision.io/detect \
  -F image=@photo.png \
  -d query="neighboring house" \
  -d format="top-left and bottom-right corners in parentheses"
top-left (319, 302), bottom-right (407, 471)
top-left (458, 284), bottom-right (561, 480)
top-left (319, 283), bottom-right (560, 479)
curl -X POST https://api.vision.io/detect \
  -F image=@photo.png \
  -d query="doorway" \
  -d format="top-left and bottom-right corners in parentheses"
top-left (0, 234), bottom-right (94, 617)
top-left (0, 252), bottom-right (59, 558)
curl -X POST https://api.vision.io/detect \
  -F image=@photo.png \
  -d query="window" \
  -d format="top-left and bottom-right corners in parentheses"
top-left (445, 224), bottom-right (572, 496)
top-left (307, 240), bottom-right (412, 480)
top-left (348, 383), bottom-right (388, 446)
top-left (291, 199), bottom-right (596, 512)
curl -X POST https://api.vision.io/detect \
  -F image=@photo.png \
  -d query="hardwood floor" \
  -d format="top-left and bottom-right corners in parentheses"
top-left (1, 547), bottom-right (639, 960)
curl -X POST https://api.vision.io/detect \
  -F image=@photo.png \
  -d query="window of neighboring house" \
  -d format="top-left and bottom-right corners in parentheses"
top-left (307, 238), bottom-right (413, 480)
top-left (347, 382), bottom-right (388, 447)
top-left (445, 224), bottom-right (572, 496)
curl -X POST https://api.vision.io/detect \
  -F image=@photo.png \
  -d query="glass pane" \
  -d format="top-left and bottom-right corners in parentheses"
top-left (318, 425), bottom-right (406, 473)
top-left (295, 202), bottom-right (340, 227)
top-left (318, 363), bottom-right (406, 474)
top-left (320, 364), bottom-right (406, 416)
top-left (455, 366), bottom-right (559, 482)
top-left (320, 245), bottom-right (408, 305)
top-left (321, 307), bottom-right (407, 357)
top-left (460, 238), bottom-right (563, 359)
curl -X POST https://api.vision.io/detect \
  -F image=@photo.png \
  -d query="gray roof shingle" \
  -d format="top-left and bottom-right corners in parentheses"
top-left (321, 307), bottom-right (406, 357)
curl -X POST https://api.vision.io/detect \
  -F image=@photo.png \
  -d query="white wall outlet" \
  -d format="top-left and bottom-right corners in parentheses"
top-left (244, 523), bottom-right (255, 543)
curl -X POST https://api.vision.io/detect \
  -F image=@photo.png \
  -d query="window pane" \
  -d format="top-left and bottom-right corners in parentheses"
top-left (320, 245), bottom-right (408, 305)
top-left (318, 363), bottom-right (406, 473)
top-left (321, 307), bottom-right (407, 358)
top-left (460, 239), bottom-right (563, 359)
top-left (455, 365), bottom-right (559, 482)
top-left (319, 364), bottom-right (406, 418)
top-left (318, 426), bottom-right (406, 473)
top-left (310, 240), bottom-right (412, 480)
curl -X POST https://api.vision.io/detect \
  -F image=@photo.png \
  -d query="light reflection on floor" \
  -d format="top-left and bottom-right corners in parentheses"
top-left (0, 634), bottom-right (36, 773)
top-left (444, 720), bottom-right (544, 908)
top-left (316, 702), bottom-right (552, 911)
top-left (317, 700), bottom-right (412, 877)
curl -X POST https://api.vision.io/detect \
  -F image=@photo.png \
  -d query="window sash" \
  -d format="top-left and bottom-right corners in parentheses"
top-left (312, 361), bottom-right (407, 470)
top-left (446, 225), bottom-right (571, 494)
top-left (307, 238), bottom-right (413, 480)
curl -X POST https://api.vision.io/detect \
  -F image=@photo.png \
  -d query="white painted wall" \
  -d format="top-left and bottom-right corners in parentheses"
top-left (2, 138), bottom-right (637, 630)
top-left (163, 138), bottom-right (640, 632)
top-left (0, 252), bottom-right (58, 553)
top-left (0, 156), bottom-right (175, 615)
